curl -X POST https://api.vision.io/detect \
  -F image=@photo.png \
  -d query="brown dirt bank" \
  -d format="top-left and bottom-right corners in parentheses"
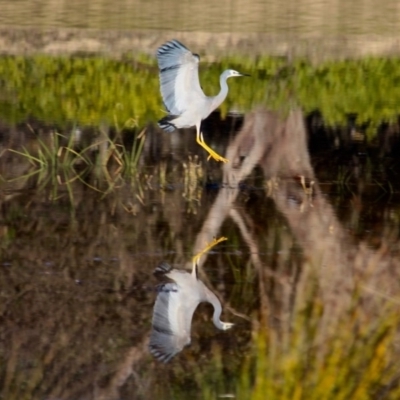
top-left (1, 28), bottom-right (400, 60)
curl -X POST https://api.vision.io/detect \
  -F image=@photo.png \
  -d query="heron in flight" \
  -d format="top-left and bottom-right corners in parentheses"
top-left (149, 237), bottom-right (233, 362)
top-left (156, 40), bottom-right (248, 163)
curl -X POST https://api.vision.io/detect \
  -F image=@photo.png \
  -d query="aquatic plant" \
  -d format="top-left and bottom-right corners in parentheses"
top-left (3, 112), bottom-right (145, 194)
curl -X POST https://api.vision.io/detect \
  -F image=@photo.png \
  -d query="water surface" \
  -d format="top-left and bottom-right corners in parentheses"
top-left (1, 110), bottom-right (400, 398)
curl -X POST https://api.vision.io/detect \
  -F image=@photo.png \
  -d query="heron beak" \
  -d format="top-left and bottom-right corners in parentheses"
top-left (240, 73), bottom-right (251, 77)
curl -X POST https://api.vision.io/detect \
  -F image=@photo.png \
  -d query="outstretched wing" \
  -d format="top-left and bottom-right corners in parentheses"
top-left (157, 40), bottom-right (205, 115)
top-left (149, 282), bottom-right (192, 363)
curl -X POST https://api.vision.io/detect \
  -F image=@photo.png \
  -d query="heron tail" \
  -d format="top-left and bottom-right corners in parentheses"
top-left (158, 115), bottom-right (177, 133)
top-left (154, 262), bottom-right (173, 275)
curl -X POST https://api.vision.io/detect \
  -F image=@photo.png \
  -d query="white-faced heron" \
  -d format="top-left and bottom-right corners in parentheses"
top-left (149, 237), bottom-right (233, 362)
top-left (156, 40), bottom-right (248, 163)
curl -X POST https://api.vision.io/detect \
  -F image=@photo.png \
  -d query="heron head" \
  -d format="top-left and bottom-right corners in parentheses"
top-left (221, 322), bottom-right (234, 330)
top-left (226, 69), bottom-right (250, 79)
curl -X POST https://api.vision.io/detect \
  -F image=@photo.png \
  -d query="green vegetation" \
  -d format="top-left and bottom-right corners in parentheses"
top-left (0, 55), bottom-right (400, 139)
top-left (0, 55), bottom-right (158, 126)
top-left (237, 286), bottom-right (399, 400)
top-left (293, 57), bottom-right (400, 138)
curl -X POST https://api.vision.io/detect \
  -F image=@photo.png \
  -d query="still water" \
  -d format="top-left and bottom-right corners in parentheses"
top-left (1, 110), bottom-right (400, 399)
top-left (1, 1), bottom-right (400, 399)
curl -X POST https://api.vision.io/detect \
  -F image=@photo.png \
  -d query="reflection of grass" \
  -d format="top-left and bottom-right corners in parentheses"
top-left (4, 114), bottom-right (146, 195)
top-left (183, 155), bottom-right (203, 214)
top-left (235, 277), bottom-right (400, 399)
top-left (8, 128), bottom-right (90, 171)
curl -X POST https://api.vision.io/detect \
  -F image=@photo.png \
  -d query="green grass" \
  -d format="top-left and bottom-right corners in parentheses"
top-left (1, 55), bottom-right (400, 139)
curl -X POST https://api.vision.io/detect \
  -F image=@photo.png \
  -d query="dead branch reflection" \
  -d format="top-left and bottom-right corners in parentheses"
top-left (194, 107), bottom-right (400, 339)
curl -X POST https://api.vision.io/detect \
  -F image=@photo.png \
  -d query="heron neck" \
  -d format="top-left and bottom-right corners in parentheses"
top-left (210, 74), bottom-right (229, 111)
top-left (207, 289), bottom-right (224, 329)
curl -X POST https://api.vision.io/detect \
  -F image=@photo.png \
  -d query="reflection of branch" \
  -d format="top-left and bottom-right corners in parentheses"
top-left (194, 109), bottom-right (348, 328)
top-left (242, 109), bottom-right (400, 325)
top-left (191, 111), bottom-right (285, 265)
top-left (191, 187), bottom-right (239, 269)
top-left (229, 208), bottom-right (269, 324)
top-left (236, 109), bottom-right (354, 325)
top-left (229, 208), bottom-right (288, 286)
top-left (192, 109), bottom-right (315, 263)
top-left (190, 109), bottom-right (299, 322)
top-left (192, 215), bottom-right (251, 322)
top-left (194, 107), bottom-right (400, 334)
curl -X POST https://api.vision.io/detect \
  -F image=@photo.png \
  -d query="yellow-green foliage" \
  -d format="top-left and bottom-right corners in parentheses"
top-left (238, 287), bottom-right (399, 400)
top-left (0, 55), bottom-right (159, 126)
top-left (294, 58), bottom-right (400, 138)
top-left (0, 55), bottom-right (400, 139)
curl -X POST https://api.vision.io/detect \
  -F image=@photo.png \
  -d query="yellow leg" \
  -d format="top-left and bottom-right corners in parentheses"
top-left (196, 131), bottom-right (229, 163)
top-left (192, 236), bottom-right (228, 265)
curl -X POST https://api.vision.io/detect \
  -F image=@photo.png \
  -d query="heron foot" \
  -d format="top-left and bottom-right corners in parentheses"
top-left (196, 134), bottom-right (229, 163)
top-left (192, 236), bottom-right (228, 264)
top-left (206, 150), bottom-right (229, 163)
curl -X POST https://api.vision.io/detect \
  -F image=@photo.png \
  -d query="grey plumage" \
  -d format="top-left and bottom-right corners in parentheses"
top-left (149, 261), bottom-right (233, 363)
top-left (156, 39), bottom-right (248, 163)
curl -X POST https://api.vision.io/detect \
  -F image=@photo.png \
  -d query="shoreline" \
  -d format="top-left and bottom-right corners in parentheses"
top-left (0, 28), bottom-right (400, 61)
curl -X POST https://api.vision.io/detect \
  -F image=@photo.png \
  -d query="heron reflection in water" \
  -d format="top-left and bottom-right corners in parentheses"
top-left (149, 237), bottom-right (233, 362)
